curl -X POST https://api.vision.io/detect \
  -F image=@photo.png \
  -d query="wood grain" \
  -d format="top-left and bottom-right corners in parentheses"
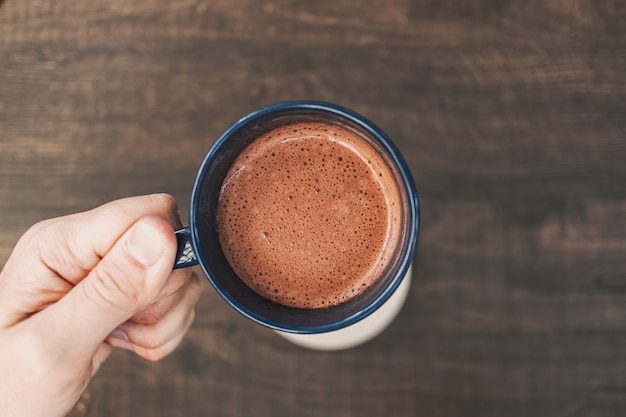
top-left (1, 1), bottom-right (625, 416)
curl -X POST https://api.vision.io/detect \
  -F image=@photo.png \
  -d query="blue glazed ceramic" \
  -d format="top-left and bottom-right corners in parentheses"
top-left (174, 101), bottom-right (419, 334)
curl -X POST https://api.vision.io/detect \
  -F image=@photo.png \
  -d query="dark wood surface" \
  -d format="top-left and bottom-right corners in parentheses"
top-left (1, 1), bottom-right (625, 416)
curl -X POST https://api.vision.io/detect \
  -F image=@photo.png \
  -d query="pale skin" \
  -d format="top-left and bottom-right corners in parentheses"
top-left (0, 194), bottom-right (204, 417)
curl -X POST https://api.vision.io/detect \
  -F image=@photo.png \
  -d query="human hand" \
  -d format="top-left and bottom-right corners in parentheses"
top-left (0, 194), bottom-right (204, 417)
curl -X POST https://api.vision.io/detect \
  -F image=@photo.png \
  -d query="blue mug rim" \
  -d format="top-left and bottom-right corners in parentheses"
top-left (189, 100), bottom-right (420, 333)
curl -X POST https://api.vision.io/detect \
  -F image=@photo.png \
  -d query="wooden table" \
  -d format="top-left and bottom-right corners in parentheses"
top-left (1, 1), bottom-right (625, 416)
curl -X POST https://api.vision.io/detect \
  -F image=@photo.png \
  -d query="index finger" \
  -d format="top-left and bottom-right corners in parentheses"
top-left (6, 193), bottom-right (181, 286)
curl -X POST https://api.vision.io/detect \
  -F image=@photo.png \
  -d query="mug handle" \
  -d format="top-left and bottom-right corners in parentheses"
top-left (174, 227), bottom-right (199, 269)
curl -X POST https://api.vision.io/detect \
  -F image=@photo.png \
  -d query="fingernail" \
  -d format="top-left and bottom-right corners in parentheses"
top-left (125, 219), bottom-right (165, 266)
top-left (108, 328), bottom-right (132, 350)
top-left (109, 328), bottom-right (129, 341)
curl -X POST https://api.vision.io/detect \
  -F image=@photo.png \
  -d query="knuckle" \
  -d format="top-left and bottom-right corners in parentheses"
top-left (19, 218), bottom-right (56, 247)
top-left (86, 261), bottom-right (147, 312)
top-left (26, 218), bottom-right (51, 236)
top-left (17, 218), bottom-right (82, 275)
top-left (150, 193), bottom-right (178, 213)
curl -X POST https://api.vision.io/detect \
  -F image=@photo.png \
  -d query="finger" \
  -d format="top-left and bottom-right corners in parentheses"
top-left (5, 194), bottom-right (180, 289)
top-left (0, 194), bottom-right (182, 328)
top-left (131, 322), bottom-right (193, 362)
top-left (152, 267), bottom-right (192, 310)
top-left (129, 266), bottom-right (194, 325)
top-left (130, 272), bottom-right (188, 325)
top-left (56, 193), bottom-right (180, 283)
top-left (109, 309), bottom-right (195, 362)
top-left (107, 272), bottom-right (203, 358)
top-left (32, 215), bottom-right (177, 359)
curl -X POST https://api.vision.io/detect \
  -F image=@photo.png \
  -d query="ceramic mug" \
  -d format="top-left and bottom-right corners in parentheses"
top-left (173, 101), bottom-right (419, 350)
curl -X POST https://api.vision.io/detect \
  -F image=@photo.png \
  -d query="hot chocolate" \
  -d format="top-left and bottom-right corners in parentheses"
top-left (217, 121), bottom-right (403, 309)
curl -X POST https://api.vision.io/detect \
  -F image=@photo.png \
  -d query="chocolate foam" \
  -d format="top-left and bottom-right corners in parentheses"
top-left (217, 121), bottom-right (402, 309)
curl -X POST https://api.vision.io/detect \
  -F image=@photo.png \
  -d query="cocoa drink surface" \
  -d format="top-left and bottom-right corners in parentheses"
top-left (217, 121), bottom-right (402, 308)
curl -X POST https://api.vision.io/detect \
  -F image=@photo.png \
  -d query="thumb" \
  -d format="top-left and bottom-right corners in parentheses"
top-left (37, 215), bottom-right (177, 358)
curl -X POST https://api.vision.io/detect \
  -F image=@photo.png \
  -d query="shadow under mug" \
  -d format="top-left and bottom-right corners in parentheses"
top-left (173, 101), bottom-right (420, 337)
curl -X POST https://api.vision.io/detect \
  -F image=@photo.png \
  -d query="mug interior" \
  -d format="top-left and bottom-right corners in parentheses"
top-left (190, 102), bottom-right (419, 333)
